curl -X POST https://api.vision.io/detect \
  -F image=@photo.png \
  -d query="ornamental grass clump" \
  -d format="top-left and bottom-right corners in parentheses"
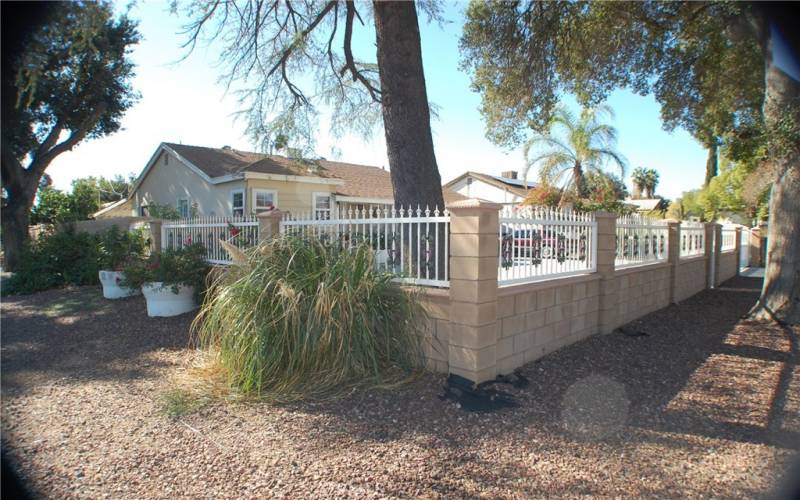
top-left (193, 235), bottom-right (426, 400)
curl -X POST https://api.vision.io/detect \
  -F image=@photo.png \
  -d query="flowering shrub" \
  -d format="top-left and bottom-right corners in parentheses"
top-left (122, 243), bottom-right (209, 298)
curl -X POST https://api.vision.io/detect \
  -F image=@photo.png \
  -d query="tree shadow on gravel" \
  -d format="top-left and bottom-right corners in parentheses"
top-left (286, 276), bottom-right (799, 455)
top-left (1, 287), bottom-right (193, 395)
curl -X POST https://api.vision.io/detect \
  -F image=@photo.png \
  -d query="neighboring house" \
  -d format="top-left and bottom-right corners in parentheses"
top-left (625, 198), bottom-right (669, 214)
top-left (100, 142), bottom-right (464, 219)
top-left (444, 170), bottom-right (537, 206)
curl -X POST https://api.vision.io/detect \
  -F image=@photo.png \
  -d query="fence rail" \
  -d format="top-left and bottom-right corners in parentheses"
top-left (680, 221), bottom-right (705, 259)
top-left (280, 206), bottom-right (450, 287)
top-left (498, 206), bottom-right (596, 286)
top-left (162, 216), bottom-right (259, 264)
top-left (615, 214), bottom-right (669, 269)
top-left (721, 226), bottom-right (737, 252)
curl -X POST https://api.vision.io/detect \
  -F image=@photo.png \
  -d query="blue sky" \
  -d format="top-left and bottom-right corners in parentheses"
top-left (46, 1), bottom-right (709, 200)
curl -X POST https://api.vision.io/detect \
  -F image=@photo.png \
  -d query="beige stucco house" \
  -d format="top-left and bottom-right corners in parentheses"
top-left (98, 142), bottom-right (464, 219)
top-left (444, 170), bottom-right (537, 206)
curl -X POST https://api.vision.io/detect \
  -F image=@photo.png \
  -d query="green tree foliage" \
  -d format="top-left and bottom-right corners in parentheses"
top-left (29, 175), bottom-right (136, 224)
top-left (461, 1), bottom-right (800, 322)
top-left (523, 105), bottom-right (626, 202)
top-left (1, 1), bottom-right (140, 269)
top-left (460, 2), bottom-right (762, 150)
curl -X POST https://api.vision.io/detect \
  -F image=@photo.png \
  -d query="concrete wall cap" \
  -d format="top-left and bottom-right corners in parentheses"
top-left (446, 198), bottom-right (503, 211)
top-left (256, 209), bottom-right (283, 219)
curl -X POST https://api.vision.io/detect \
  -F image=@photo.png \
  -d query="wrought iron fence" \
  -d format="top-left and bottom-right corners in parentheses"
top-left (498, 206), bottom-right (596, 286)
top-left (161, 216), bottom-right (259, 264)
top-left (280, 206), bottom-right (450, 287)
top-left (615, 214), bottom-right (669, 268)
top-left (680, 221), bottom-right (705, 259)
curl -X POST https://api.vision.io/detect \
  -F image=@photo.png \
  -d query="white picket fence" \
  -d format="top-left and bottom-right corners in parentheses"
top-left (721, 225), bottom-right (737, 252)
top-left (498, 206), bottom-right (596, 286)
top-left (615, 214), bottom-right (669, 269)
top-left (280, 206), bottom-right (451, 287)
top-left (680, 221), bottom-right (706, 259)
top-left (161, 216), bottom-right (259, 264)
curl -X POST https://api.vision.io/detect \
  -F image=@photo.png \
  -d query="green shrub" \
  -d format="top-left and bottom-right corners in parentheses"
top-left (4, 225), bottom-right (102, 294)
top-left (121, 243), bottom-right (210, 298)
top-left (98, 225), bottom-right (148, 270)
top-left (3, 225), bottom-right (149, 295)
top-left (193, 235), bottom-right (425, 400)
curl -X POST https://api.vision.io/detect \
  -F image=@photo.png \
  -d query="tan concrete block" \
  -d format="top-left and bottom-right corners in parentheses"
top-left (449, 323), bottom-right (497, 349)
top-left (524, 347), bottom-right (544, 364)
top-left (449, 344), bottom-right (496, 371)
top-left (526, 309), bottom-right (546, 330)
top-left (570, 313), bottom-right (586, 334)
top-left (497, 295), bottom-right (515, 318)
top-left (538, 288), bottom-right (556, 309)
top-left (450, 256), bottom-right (498, 281)
top-left (498, 353), bottom-right (525, 375)
top-left (436, 320), bottom-right (451, 344)
top-left (597, 234), bottom-right (617, 252)
top-left (451, 301), bottom-right (496, 326)
top-left (449, 365), bottom-right (497, 385)
top-left (421, 297), bottom-right (450, 320)
top-left (587, 280), bottom-right (600, 297)
top-left (535, 325), bottom-right (555, 345)
top-left (450, 279), bottom-right (497, 303)
top-left (573, 282), bottom-right (587, 300)
top-left (554, 319), bottom-right (571, 338)
top-left (545, 305), bottom-right (563, 324)
top-left (515, 292), bottom-right (535, 314)
top-left (556, 285), bottom-right (573, 305)
top-left (514, 332), bottom-right (532, 353)
top-left (449, 213), bottom-right (499, 235)
top-left (497, 336), bottom-right (514, 360)
top-left (502, 314), bottom-right (525, 337)
top-left (423, 337), bottom-right (447, 362)
top-left (450, 233), bottom-right (499, 258)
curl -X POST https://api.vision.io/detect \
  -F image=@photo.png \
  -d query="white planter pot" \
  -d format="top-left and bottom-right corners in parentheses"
top-left (141, 282), bottom-right (196, 317)
top-left (99, 271), bottom-right (140, 299)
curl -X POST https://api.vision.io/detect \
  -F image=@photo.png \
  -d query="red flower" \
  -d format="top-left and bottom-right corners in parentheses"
top-left (186, 236), bottom-right (193, 245)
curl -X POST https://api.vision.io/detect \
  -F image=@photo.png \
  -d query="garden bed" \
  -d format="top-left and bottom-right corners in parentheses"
top-left (1, 277), bottom-right (797, 498)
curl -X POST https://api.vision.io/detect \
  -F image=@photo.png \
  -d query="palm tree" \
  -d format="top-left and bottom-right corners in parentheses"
top-left (522, 104), bottom-right (627, 204)
top-left (643, 168), bottom-right (660, 198)
top-left (631, 167), bottom-right (648, 199)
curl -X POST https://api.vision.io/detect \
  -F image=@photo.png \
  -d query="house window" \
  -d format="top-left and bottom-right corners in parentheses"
top-left (253, 189), bottom-right (277, 213)
top-left (231, 189), bottom-right (245, 217)
top-left (312, 192), bottom-right (331, 220)
top-left (177, 198), bottom-right (190, 218)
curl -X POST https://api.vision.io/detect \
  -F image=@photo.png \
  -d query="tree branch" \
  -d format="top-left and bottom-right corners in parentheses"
top-left (32, 103), bottom-right (107, 178)
top-left (341, 1), bottom-right (381, 103)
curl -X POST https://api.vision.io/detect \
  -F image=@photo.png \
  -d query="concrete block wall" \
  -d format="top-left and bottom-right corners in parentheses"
top-left (674, 256), bottom-right (708, 303)
top-left (718, 251), bottom-right (738, 284)
top-left (614, 263), bottom-right (671, 327)
top-left (495, 275), bottom-right (600, 374)
top-left (417, 288), bottom-right (451, 374)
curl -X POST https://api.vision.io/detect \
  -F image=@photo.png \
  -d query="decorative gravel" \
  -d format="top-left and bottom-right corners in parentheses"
top-left (2, 276), bottom-right (798, 498)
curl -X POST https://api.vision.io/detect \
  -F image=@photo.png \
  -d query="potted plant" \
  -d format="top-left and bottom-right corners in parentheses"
top-left (98, 226), bottom-right (148, 299)
top-left (122, 243), bottom-right (209, 317)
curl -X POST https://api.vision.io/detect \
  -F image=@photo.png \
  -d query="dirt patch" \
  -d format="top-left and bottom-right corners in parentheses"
top-left (2, 277), bottom-right (798, 498)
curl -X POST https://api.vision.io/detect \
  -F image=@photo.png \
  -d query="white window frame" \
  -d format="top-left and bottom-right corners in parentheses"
top-left (177, 197), bottom-right (190, 218)
top-left (312, 192), bottom-right (332, 220)
top-left (253, 189), bottom-right (278, 213)
top-left (231, 188), bottom-right (245, 217)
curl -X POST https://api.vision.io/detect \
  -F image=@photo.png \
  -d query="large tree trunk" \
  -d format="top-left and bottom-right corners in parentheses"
top-left (1, 178), bottom-right (37, 270)
top-left (753, 12), bottom-right (800, 325)
top-left (373, 1), bottom-right (444, 212)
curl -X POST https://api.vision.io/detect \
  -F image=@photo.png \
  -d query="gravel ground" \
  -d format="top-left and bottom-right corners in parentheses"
top-left (2, 276), bottom-right (798, 498)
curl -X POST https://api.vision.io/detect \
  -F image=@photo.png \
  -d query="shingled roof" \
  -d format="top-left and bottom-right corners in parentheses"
top-left (163, 143), bottom-right (465, 203)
